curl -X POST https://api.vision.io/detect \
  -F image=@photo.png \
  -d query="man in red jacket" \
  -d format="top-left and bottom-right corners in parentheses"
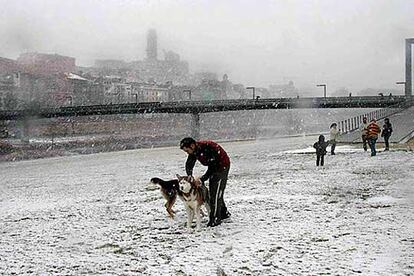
top-left (367, 118), bottom-right (381, 156)
top-left (180, 137), bottom-right (231, 227)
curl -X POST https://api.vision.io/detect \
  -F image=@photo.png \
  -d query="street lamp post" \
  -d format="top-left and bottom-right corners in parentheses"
top-left (246, 86), bottom-right (255, 100)
top-left (66, 96), bottom-right (73, 106)
top-left (405, 38), bottom-right (414, 98)
top-left (396, 81), bottom-right (406, 95)
top-left (132, 93), bottom-right (138, 103)
top-left (316, 84), bottom-right (327, 99)
top-left (183, 89), bottom-right (191, 100)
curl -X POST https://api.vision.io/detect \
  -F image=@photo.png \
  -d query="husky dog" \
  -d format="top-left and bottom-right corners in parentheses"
top-left (150, 177), bottom-right (179, 218)
top-left (176, 174), bottom-right (210, 231)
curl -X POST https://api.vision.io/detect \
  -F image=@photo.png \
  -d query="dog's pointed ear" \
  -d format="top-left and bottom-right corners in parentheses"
top-left (176, 174), bottom-right (181, 179)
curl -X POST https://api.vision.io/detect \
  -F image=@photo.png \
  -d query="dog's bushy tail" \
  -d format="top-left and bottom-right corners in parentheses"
top-left (151, 178), bottom-right (179, 190)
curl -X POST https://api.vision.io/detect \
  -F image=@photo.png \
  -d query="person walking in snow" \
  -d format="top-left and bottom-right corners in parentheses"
top-left (367, 118), bottom-right (381, 156)
top-left (359, 117), bottom-right (369, 151)
top-left (180, 137), bottom-right (231, 227)
top-left (313, 135), bottom-right (329, 166)
top-left (329, 123), bottom-right (340, 155)
top-left (381, 118), bottom-right (393, 151)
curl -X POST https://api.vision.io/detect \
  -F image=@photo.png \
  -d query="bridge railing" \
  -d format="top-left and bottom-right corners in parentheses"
top-left (338, 104), bottom-right (405, 135)
top-left (0, 95), bottom-right (408, 121)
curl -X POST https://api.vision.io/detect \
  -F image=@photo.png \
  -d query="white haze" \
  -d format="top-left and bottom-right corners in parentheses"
top-left (0, 0), bottom-right (413, 93)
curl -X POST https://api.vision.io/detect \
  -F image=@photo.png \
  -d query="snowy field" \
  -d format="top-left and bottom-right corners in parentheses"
top-left (1, 136), bottom-right (413, 275)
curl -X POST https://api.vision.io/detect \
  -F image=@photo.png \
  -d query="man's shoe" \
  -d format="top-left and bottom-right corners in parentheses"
top-left (221, 211), bottom-right (231, 220)
top-left (207, 218), bottom-right (221, 227)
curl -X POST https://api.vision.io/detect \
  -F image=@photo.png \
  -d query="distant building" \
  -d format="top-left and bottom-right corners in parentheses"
top-left (90, 29), bottom-right (189, 85)
top-left (89, 75), bottom-right (171, 104)
top-left (255, 87), bottom-right (269, 99)
top-left (233, 84), bottom-right (246, 99)
top-left (0, 64), bottom-right (98, 108)
top-left (189, 73), bottom-right (242, 100)
top-left (268, 81), bottom-right (298, 98)
top-left (192, 72), bottom-right (218, 85)
top-left (95, 75), bottom-right (129, 104)
top-left (146, 29), bottom-right (158, 60)
top-left (129, 55), bottom-right (189, 85)
top-left (168, 85), bottom-right (194, 101)
top-left (0, 57), bottom-right (19, 74)
top-left (94, 59), bottom-right (127, 70)
top-left (65, 73), bottom-right (104, 106)
top-left (0, 73), bottom-right (18, 109)
top-left (220, 74), bottom-right (244, 99)
top-left (131, 82), bottom-right (170, 102)
top-left (0, 59), bottom-right (20, 109)
top-left (17, 52), bottom-right (76, 75)
top-left (1, 54), bottom-right (75, 107)
top-left (11, 72), bottom-right (73, 107)
top-left (193, 79), bottom-right (226, 101)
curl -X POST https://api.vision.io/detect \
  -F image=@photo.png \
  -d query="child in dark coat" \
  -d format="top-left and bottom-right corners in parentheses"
top-left (313, 135), bottom-right (329, 166)
top-left (381, 118), bottom-right (393, 151)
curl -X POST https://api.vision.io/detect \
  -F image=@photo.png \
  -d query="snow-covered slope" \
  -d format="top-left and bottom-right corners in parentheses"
top-left (1, 136), bottom-right (413, 275)
top-left (340, 106), bottom-right (414, 143)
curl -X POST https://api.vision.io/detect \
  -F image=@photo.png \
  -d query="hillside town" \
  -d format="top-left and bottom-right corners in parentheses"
top-left (0, 29), bottom-right (302, 110)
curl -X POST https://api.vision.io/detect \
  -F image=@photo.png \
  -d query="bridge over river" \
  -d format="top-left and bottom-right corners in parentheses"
top-left (0, 95), bottom-right (409, 120)
top-left (0, 95), bottom-right (412, 140)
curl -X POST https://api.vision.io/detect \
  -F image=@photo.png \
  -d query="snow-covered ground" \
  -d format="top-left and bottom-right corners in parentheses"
top-left (1, 136), bottom-right (413, 275)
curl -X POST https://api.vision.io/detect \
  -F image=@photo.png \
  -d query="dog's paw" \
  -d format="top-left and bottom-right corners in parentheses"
top-left (167, 211), bottom-right (175, 218)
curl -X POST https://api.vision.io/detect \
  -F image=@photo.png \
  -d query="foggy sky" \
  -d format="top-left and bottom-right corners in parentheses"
top-left (0, 0), bottom-right (413, 94)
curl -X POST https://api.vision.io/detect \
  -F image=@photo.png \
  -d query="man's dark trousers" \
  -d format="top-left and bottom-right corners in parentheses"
top-left (208, 166), bottom-right (230, 224)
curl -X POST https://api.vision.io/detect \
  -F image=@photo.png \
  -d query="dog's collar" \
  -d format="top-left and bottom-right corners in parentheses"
top-left (181, 185), bottom-right (194, 199)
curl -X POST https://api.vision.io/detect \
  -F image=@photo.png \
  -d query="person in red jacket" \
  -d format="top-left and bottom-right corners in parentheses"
top-left (180, 137), bottom-right (231, 227)
top-left (367, 118), bottom-right (381, 156)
